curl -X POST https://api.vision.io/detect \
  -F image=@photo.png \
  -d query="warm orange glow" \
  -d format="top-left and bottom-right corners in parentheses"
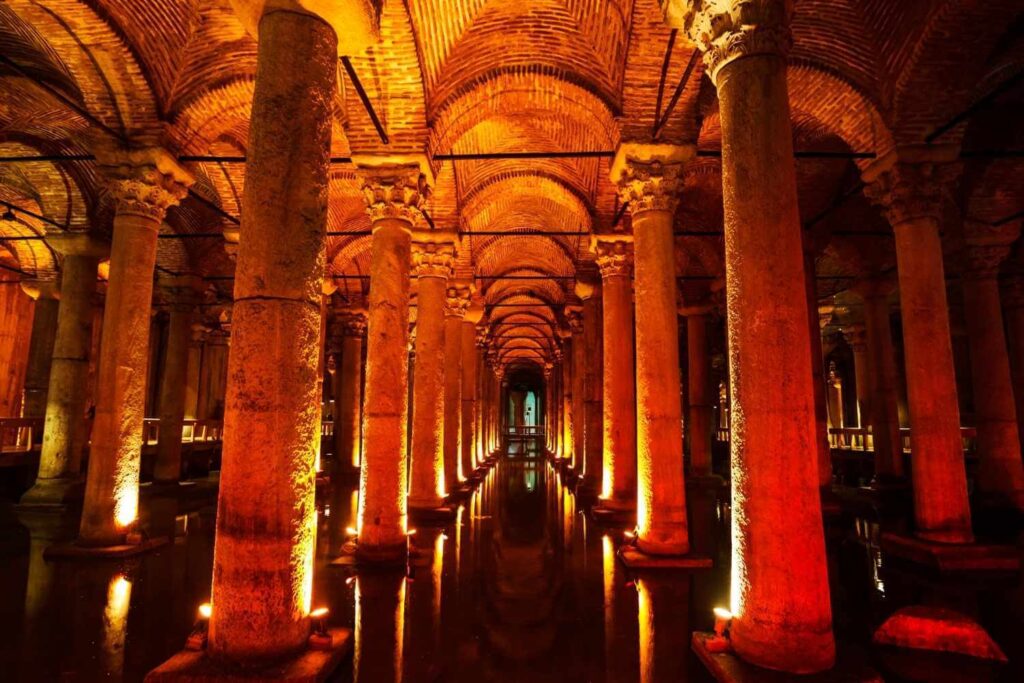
top-left (310, 607), bottom-right (329, 618)
top-left (637, 579), bottom-right (653, 683)
top-left (102, 574), bottom-right (132, 675)
top-left (346, 526), bottom-right (358, 537)
top-left (114, 485), bottom-right (138, 529)
top-left (198, 603), bottom-right (212, 619)
top-left (713, 607), bottom-right (733, 620)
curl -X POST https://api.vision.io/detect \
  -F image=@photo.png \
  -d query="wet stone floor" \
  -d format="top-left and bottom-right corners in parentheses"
top-left (0, 451), bottom-right (1021, 682)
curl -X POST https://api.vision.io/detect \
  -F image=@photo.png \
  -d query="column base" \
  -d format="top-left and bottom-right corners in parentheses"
top-left (692, 632), bottom-right (882, 683)
top-left (408, 504), bottom-right (458, 524)
top-left (331, 540), bottom-right (408, 569)
top-left (145, 628), bottom-right (352, 682)
top-left (618, 545), bottom-right (712, 570)
top-left (44, 536), bottom-right (169, 560)
top-left (686, 474), bottom-right (727, 491)
top-left (18, 478), bottom-right (86, 509)
top-left (589, 499), bottom-right (636, 526)
top-left (880, 532), bottom-right (1020, 574)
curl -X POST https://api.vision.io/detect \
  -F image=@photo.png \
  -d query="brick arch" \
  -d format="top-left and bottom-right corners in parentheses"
top-left (0, 137), bottom-right (94, 231)
top-left (0, 184), bottom-right (58, 277)
top-left (473, 233), bottom-right (576, 279)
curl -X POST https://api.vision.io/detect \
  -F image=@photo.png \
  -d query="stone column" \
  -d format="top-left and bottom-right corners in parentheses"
top-left (21, 235), bottom-right (106, 504)
top-left (863, 146), bottom-right (973, 543)
top-left (842, 324), bottom-right (870, 429)
top-left (80, 147), bottom-right (192, 547)
top-left (356, 158), bottom-right (431, 562)
top-left (854, 278), bottom-right (903, 480)
top-left (20, 279), bottom-right (60, 418)
top-left (443, 286), bottom-right (469, 483)
top-left (544, 363), bottom-right (555, 453)
top-left (567, 306), bottom-right (586, 475)
top-left (559, 330), bottom-right (574, 465)
top-left (680, 0), bottom-right (834, 670)
top-left (409, 234), bottom-right (456, 511)
top-left (961, 233), bottom-right (1024, 511)
top-left (0, 282), bottom-right (34, 417)
top-left (153, 276), bottom-right (201, 484)
top-left (808, 259), bottom-right (834, 489)
top-left (460, 306), bottom-right (483, 477)
top-left (198, 330), bottom-right (230, 419)
top-left (332, 309), bottom-right (366, 471)
top-left (205, 8), bottom-right (336, 664)
top-left (183, 324), bottom-right (205, 420)
top-left (578, 273), bottom-right (603, 492)
top-left (826, 362), bottom-right (844, 430)
top-left (610, 145), bottom-right (689, 555)
top-left (594, 237), bottom-right (636, 509)
top-left (1002, 277), bottom-right (1024, 454)
top-left (682, 305), bottom-right (714, 477)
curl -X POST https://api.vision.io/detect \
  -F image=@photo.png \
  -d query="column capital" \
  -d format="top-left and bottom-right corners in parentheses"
top-left (861, 145), bottom-right (961, 227)
top-left (94, 145), bottom-right (194, 222)
top-left (852, 275), bottom-right (896, 301)
top-left (593, 235), bottom-right (634, 279)
top-left (157, 274), bottom-right (204, 309)
top-left (410, 231), bottom-right (457, 279)
top-left (354, 155), bottom-right (433, 228)
top-left (1001, 275), bottom-right (1024, 311)
top-left (566, 305), bottom-right (584, 334)
top-left (474, 326), bottom-right (489, 349)
top-left (609, 143), bottom-right (694, 217)
top-left (444, 284), bottom-right (472, 319)
top-left (20, 277), bottom-right (60, 300)
top-left (226, 1), bottom-right (380, 56)
top-left (666, 0), bottom-right (793, 85)
top-left (190, 322), bottom-right (209, 346)
top-left (48, 232), bottom-right (110, 259)
top-left (678, 302), bottom-right (714, 317)
top-left (963, 244), bottom-right (1011, 281)
top-left (818, 303), bottom-right (835, 330)
top-left (334, 309), bottom-right (368, 338)
top-left (841, 323), bottom-right (867, 352)
top-left (543, 362), bottom-right (554, 378)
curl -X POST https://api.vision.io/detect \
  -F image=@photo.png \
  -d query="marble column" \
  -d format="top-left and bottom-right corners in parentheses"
top-left (559, 329), bottom-right (574, 465)
top-left (578, 274), bottom-right (603, 492)
top-left (332, 308), bottom-right (366, 471)
top-left (183, 324), bottom-right (205, 420)
top-left (681, 0), bottom-right (834, 670)
top-left (807, 258), bottom-right (834, 489)
top-left (842, 324), bottom-right (870, 429)
top-left (356, 158), bottom-right (431, 562)
top-left (683, 305), bottom-right (714, 478)
top-left (409, 235), bottom-right (456, 511)
top-left (863, 146), bottom-right (973, 543)
top-left (153, 276), bottom-right (201, 484)
top-left (1002, 276), bottom-right (1024, 455)
top-left (961, 234), bottom-right (1024, 510)
top-left (206, 8), bottom-right (336, 663)
top-left (460, 305), bottom-right (483, 477)
top-left (80, 147), bottom-right (192, 547)
top-left (611, 145), bottom-right (689, 555)
top-left (443, 286), bottom-right (469, 483)
top-left (0, 282), bottom-right (34, 417)
top-left (20, 279), bottom-right (60, 419)
top-left (567, 306), bottom-right (586, 475)
top-left (854, 278), bottom-right (903, 480)
top-left (21, 235), bottom-right (106, 504)
top-left (544, 363), bottom-right (555, 454)
top-left (594, 237), bottom-right (636, 509)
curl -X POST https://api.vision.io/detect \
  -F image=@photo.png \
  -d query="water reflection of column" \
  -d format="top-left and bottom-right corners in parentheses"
top-left (354, 572), bottom-right (407, 683)
top-left (602, 535), bottom-right (638, 683)
top-left (101, 572), bottom-right (133, 681)
top-left (637, 575), bottom-right (690, 683)
top-left (404, 531), bottom-right (444, 681)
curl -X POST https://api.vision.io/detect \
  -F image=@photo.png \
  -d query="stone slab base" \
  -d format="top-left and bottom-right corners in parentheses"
top-left (589, 504), bottom-right (635, 526)
top-left (329, 543), bottom-right (407, 570)
top-left (145, 628), bottom-right (352, 682)
top-left (618, 546), bottom-right (712, 569)
top-left (44, 536), bottom-right (169, 560)
top-left (692, 633), bottom-right (882, 683)
top-left (408, 505), bottom-right (457, 524)
top-left (880, 533), bottom-right (1020, 573)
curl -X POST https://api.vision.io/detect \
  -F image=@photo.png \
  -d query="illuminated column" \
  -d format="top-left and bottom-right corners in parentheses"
top-left (1003, 277), bottom-right (1024, 453)
top-left (559, 330), bottom-right (574, 464)
top-left (0, 283), bottom-right (34, 417)
top-left (409, 235), bottom-right (456, 511)
top-left (20, 279), bottom-right (60, 418)
top-left (579, 274), bottom-right (603, 492)
top-left (331, 308), bottom-right (366, 471)
top-left (80, 147), bottom-right (192, 546)
top-left (353, 573), bottom-right (406, 683)
top-left (21, 235), bottom-right (105, 504)
top-left (153, 276), bottom-right (201, 484)
top-left (611, 145), bottom-right (689, 554)
top-left (595, 238), bottom-right (636, 508)
top-left (206, 7), bottom-right (336, 663)
top-left (961, 232), bottom-right (1024, 511)
top-left (544, 363), bottom-right (555, 453)
top-left (567, 305), bottom-right (586, 474)
top-left (826, 362), bottom-right (844, 430)
top-left (807, 256), bottom-right (834, 489)
top-left (356, 159), bottom-right (431, 562)
top-left (460, 304), bottom-right (483, 477)
top-left (854, 278), bottom-right (903, 480)
top-left (681, 0), bottom-right (834, 670)
top-left (682, 305), bottom-right (714, 477)
top-left (841, 324), bottom-right (869, 428)
top-left (443, 286), bottom-right (469, 483)
top-left (863, 146), bottom-right (973, 543)
top-left (183, 323), bottom-right (204, 420)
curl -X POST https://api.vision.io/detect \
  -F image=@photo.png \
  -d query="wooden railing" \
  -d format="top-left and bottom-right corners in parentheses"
top-left (0, 418), bottom-right (43, 455)
top-left (828, 426), bottom-right (976, 454)
top-left (506, 425), bottom-right (544, 436)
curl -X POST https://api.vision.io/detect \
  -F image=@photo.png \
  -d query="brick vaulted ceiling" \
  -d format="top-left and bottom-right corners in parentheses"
top-left (0, 0), bottom-right (1022, 371)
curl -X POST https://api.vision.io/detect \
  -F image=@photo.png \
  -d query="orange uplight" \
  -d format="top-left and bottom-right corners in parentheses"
top-left (310, 607), bottom-right (329, 618)
top-left (345, 526), bottom-right (358, 537)
top-left (198, 603), bottom-right (212, 619)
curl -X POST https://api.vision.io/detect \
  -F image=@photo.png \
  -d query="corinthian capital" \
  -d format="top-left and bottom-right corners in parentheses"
top-left (94, 145), bottom-right (194, 222)
top-left (355, 156), bottom-right (433, 228)
top-left (335, 310), bottom-right (368, 338)
top-left (665, 0), bottom-right (792, 84)
top-left (444, 284), bottom-right (472, 319)
top-left (593, 236), bottom-right (634, 279)
top-left (411, 231), bottom-right (457, 279)
top-left (609, 143), bottom-right (693, 216)
top-left (862, 146), bottom-right (961, 227)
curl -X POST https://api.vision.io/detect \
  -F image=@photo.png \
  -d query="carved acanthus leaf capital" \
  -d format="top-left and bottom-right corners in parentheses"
top-left (566, 306), bottom-right (584, 334)
top-left (358, 163), bottom-right (430, 227)
top-left (95, 146), bottom-right (193, 222)
top-left (594, 238), bottom-right (634, 279)
top-left (411, 240), bottom-right (456, 279)
top-left (614, 159), bottom-right (685, 215)
top-left (963, 244), bottom-right (1010, 281)
top-left (862, 151), bottom-right (961, 227)
top-left (335, 311), bottom-right (368, 338)
top-left (841, 323), bottom-right (867, 352)
top-left (444, 285), bottom-right (472, 319)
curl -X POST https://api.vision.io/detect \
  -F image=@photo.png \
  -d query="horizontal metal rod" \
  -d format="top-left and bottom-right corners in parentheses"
top-left (0, 198), bottom-right (69, 231)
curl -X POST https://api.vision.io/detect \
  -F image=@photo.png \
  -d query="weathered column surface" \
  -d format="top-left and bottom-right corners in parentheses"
top-left (559, 329), bottom-right (574, 465)
top-left (21, 279), bottom-right (60, 419)
top-left (80, 147), bottom-right (192, 547)
top-left (153, 276), bottom-right (201, 484)
top-left (357, 158), bottom-right (431, 562)
top-left (807, 254), bottom-right (833, 488)
top-left (842, 324), bottom-right (870, 429)
top-left (611, 145), bottom-right (689, 555)
top-left (595, 237), bottom-right (636, 509)
top-left (578, 274), bottom-right (603, 492)
top-left (681, 0), bottom-right (834, 671)
top-left (184, 323), bottom-right (204, 420)
top-left (855, 278), bottom-right (903, 480)
top-left (544, 363), bottom-right (555, 454)
top-left (568, 306), bottom-right (586, 475)
top-left (331, 308), bottom-right (366, 471)
top-left (863, 146), bottom-right (973, 544)
top-left (207, 8), bottom-right (336, 664)
top-left (1003, 276), bottom-right (1024, 457)
top-left (443, 287), bottom-right (469, 484)
top-left (409, 235), bottom-right (456, 510)
top-left (21, 235), bottom-right (106, 504)
top-left (961, 232), bottom-right (1024, 511)
top-left (460, 306), bottom-right (483, 477)
top-left (683, 305), bottom-right (714, 478)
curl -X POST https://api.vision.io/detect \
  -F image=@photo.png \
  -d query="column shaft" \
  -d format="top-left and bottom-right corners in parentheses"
top-left (569, 312), bottom-right (586, 474)
top-left (442, 294), bottom-right (466, 483)
top-left (459, 322), bottom-right (477, 477)
top-left (22, 286), bottom-right (59, 418)
top-left (582, 292), bottom-right (603, 490)
top-left (153, 300), bottom-right (195, 483)
top-left (687, 313), bottom-right (713, 477)
top-left (333, 314), bottom-right (365, 471)
top-left (861, 290), bottom-right (903, 478)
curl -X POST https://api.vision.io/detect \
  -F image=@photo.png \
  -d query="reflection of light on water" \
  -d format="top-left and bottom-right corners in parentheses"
top-left (350, 490), bottom-right (359, 534)
top-left (637, 579), bottom-right (653, 683)
top-left (432, 533), bottom-right (444, 628)
top-left (602, 535), bottom-right (616, 659)
top-left (102, 574), bottom-right (132, 678)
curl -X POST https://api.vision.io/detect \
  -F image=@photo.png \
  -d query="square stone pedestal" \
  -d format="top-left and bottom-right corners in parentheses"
top-left (409, 505), bottom-right (457, 524)
top-left (589, 504), bottom-right (635, 527)
top-left (618, 546), bottom-right (712, 569)
top-left (880, 532), bottom-right (1020, 573)
top-left (44, 536), bottom-right (169, 560)
top-left (692, 632), bottom-right (882, 683)
top-left (145, 628), bottom-right (352, 682)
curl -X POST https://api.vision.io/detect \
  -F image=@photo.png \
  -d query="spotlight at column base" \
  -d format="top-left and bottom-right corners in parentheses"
top-left (145, 628), bottom-right (352, 682)
top-left (692, 632), bottom-right (878, 682)
top-left (880, 532), bottom-right (1019, 574)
